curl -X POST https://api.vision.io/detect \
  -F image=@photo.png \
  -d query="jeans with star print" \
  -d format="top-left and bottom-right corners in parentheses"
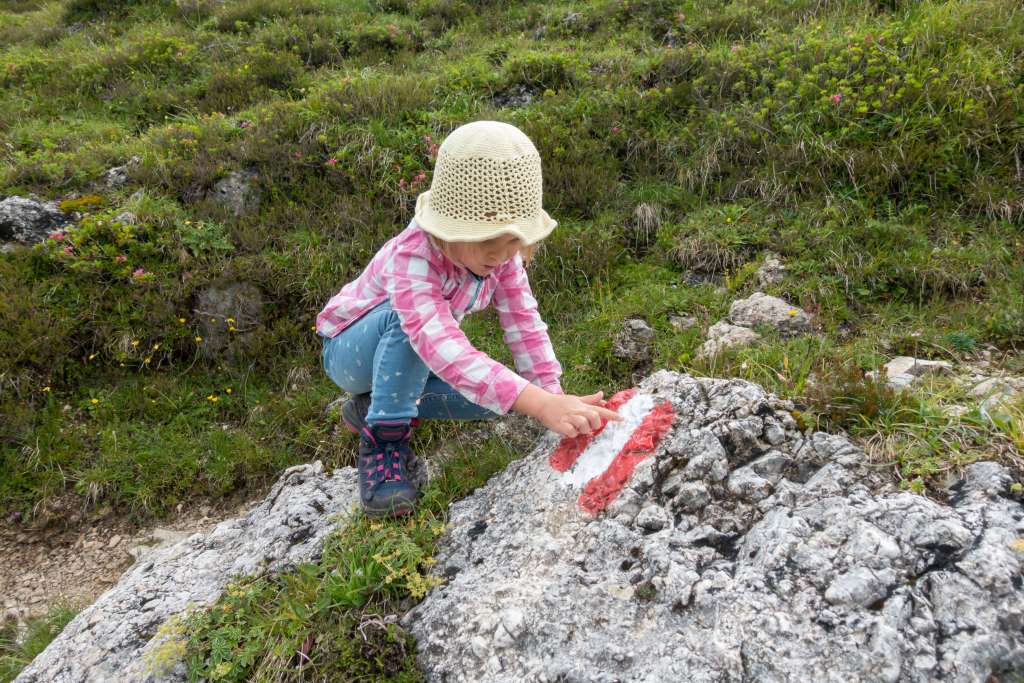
top-left (321, 299), bottom-right (500, 425)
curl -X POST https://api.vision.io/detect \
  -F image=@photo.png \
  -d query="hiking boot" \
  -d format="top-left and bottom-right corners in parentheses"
top-left (342, 394), bottom-right (420, 434)
top-left (357, 423), bottom-right (419, 517)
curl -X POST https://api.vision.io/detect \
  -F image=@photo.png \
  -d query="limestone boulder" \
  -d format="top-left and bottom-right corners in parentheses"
top-left (403, 370), bottom-right (1024, 682)
top-left (15, 462), bottom-right (360, 683)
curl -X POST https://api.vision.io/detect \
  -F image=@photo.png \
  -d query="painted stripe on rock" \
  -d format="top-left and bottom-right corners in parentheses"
top-left (548, 388), bottom-right (637, 473)
top-left (577, 400), bottom-right (676, 515)
top-left (558, 391), bottom-right (655, 489)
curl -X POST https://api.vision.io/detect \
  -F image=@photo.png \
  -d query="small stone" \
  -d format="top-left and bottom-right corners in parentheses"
top-left (635, 504), bottom-right (670, 531)
top-left (882, 356), bottom-right (953, 379)
top-left (697, 321), bottom-right (761, 358)
top-left (107, 535), bottom-right (121, 549)
top-left (668, 315), bottom-right (697, 331)
top-left (755, 253), bottom-right (786, 287)
top-left (611, 318), bottom-right (655, 363)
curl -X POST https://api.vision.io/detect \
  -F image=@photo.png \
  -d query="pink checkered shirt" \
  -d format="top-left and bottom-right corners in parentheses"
top-left (316, 219), bottom-right (563, 414)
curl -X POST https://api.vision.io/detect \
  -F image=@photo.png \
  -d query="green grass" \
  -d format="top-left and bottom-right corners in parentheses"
top-left (171, 423), bottom-right (525, 682)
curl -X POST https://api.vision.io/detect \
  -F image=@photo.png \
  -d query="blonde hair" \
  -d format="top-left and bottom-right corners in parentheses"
top-left (429, 234), bottom-right (538, 266)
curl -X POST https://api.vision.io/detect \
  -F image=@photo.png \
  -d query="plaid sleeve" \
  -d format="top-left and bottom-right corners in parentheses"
top-left (491, 254), bottom-right (564, 395)
top-left (385, 249), bottom-right (530, 415)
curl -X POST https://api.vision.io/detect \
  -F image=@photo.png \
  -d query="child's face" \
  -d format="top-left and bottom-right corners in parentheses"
top-left (450, 234), bottom-right (523, 277)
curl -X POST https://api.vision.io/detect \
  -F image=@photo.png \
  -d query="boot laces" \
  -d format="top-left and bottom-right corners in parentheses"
top-left (362, 428), bottom-right (409, 485)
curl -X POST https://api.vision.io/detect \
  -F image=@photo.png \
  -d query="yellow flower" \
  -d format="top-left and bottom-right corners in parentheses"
top-left (178, 318), bottom-right (186, 324)
top-left (89, 353), bottom-right (97, 360)
top-left (119, 362), bottom-right (125, 367)
top-left (226, 317), bottom-right (236, 323)
top-left (144, 357), bottom-right (152, 364)
top-left (725, 217), bottom-right (732, 223)
top-left (152, 343), bottom-right (160, 350)
top-left (788, 308), bottom-right (797, 316)
top-left (310, 325), bottom-right (316, 332)
top-left (185, 220), bottom-right (192, 225)
top-left (225, 388), bottom-right (233, 394)
top-left (90, 398), bottom-right (99, 405)
top-left (209, 317), bottom-right (216, 322)
top-left (42, 386), bottom-right (51, 393)
top-left (1011, 539), bottom-right (1024, 553)
top-left (131, 340), bottom-right (140, 347)
top-left (195, 336), bottom-right (202, 343)
top-left (228, 325), bottom-right (237, 332)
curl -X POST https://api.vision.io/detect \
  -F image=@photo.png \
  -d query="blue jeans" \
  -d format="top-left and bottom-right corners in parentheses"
top-left (321, 300), bottom-right (500, 425)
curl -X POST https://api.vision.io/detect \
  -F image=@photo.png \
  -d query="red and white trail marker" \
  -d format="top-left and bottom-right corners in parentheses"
top-left (548, 388), bottom-right (676, 516)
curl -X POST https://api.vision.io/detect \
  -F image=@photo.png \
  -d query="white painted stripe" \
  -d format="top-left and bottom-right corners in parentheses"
top-left (558, 393), bottom-right (655, 490)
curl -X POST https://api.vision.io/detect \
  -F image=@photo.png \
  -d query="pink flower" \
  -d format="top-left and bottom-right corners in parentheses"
top-left (611, 126), bottom-right (621, 134)
top-left (325, 157), bottom-right (338, 167)
top-left (829, 92), bottom-right (843, 104)
top-left (115, 255), bottom-right (127, 263)
top-left (62, 245), bottom-right (73, 254)
top-left (415, 171), bottom-right (426, 180)
top-left (293, 150), bottom-right (302, 159)
top-left (50, 231), bottom-right (66, 241)
top-left (132, 267), bottom-right (146, 278)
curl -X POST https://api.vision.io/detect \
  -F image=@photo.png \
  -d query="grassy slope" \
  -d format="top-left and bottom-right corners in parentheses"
top-left (1, 0), bottom-right (1022, 676)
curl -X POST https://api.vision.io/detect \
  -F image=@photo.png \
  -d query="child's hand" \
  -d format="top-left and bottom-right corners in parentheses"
top-left (540, 390), bottom-right (624, 438)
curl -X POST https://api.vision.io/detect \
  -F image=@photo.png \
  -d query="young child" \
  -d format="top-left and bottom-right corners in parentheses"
top-left (316, 120), bottom-right (622, 518)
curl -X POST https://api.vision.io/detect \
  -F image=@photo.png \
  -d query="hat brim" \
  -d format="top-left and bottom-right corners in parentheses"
top-left (413, 190), bottom-right (557, 246)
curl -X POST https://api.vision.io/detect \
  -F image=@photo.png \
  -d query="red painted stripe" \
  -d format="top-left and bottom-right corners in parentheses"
top-left (577, 400), bottom-right (676, 516)
top-left (548, 388), bottom-right (637, 472)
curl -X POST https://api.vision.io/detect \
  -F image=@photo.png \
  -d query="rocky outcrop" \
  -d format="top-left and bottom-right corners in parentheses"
top-left (15, 462), bottom-right (359, 683)
top-left (403, 370), bottom-right (1024, 682)
top-left (0, 196), bottom-right (71, 246)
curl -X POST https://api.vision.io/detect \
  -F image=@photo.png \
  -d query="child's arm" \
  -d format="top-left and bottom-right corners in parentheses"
top-left (493, 254), bottom-right (623, 436)
top-left (491, 253), bottom-right (563, 394)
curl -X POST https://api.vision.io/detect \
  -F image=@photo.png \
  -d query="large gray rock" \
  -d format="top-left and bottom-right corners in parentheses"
top-left (16, 462), bottom-right (360, 683)
top-left (403, 370), bottom-right (1024, 682)
top-left (0, 196), bottom-right (71, 246)
top-left (729, 291), bottom-right (812, 337)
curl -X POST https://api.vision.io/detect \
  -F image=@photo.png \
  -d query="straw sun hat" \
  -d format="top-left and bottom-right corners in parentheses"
top-left (414, 120), bottom-right (557, 246)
